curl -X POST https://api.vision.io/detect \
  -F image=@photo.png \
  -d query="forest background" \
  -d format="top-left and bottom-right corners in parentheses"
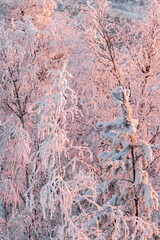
top-left (0, 0), bottom-right (160, 239)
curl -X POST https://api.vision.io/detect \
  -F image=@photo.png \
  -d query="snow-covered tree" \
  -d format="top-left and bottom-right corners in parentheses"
top-left (0, 2), bottom-right (97, 238)
top-left (26, 62), bottom-right (97, 239)
top-left (0, 0), bottom-right (159, 239)
top-left (123, 0), bottom-right (160, 141)
top-left (0, 1), bottom-right (74, 239)
top-left (95, 86), bottom-right (159, 239)
top-left (75, 0), bottom-right (160, 164)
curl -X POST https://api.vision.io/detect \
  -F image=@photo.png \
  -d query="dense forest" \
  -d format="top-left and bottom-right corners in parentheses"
top-left (0, 0), bottom-right (159, 239)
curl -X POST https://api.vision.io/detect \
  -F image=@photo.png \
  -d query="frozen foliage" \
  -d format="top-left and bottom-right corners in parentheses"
top-left (24, 64), bottom-right (97, 239)
top-left (0, 0), bottom-right (160, 239)
top-left (96, 86), bottom-right (159, 239)
top-left (29, 63), bottom-right (77, 208)
top-left (0, 122), bottom-right (31, 239)
top-left (1, 1), bottom-right (93, 239)
top-left (0, 122), bottom-right (31, 192)
top-left (151, 143), bottom-right (160, 151)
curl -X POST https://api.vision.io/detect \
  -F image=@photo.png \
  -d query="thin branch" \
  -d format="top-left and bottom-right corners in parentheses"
top-left (5, 102), bottom-right (21, 118)
top-left (149, 126), bottom-right (160, 144)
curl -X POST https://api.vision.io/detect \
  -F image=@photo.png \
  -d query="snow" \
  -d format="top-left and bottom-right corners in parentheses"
top-left (139, 141), bottom-right (153, 163)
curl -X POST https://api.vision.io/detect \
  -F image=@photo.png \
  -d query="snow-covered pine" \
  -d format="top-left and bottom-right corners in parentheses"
top-left (96, 86), bottom-right (159, 239)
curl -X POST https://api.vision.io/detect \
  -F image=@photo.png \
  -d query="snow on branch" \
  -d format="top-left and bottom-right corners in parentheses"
top-left (97, 86), bottom-right (138, 166)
